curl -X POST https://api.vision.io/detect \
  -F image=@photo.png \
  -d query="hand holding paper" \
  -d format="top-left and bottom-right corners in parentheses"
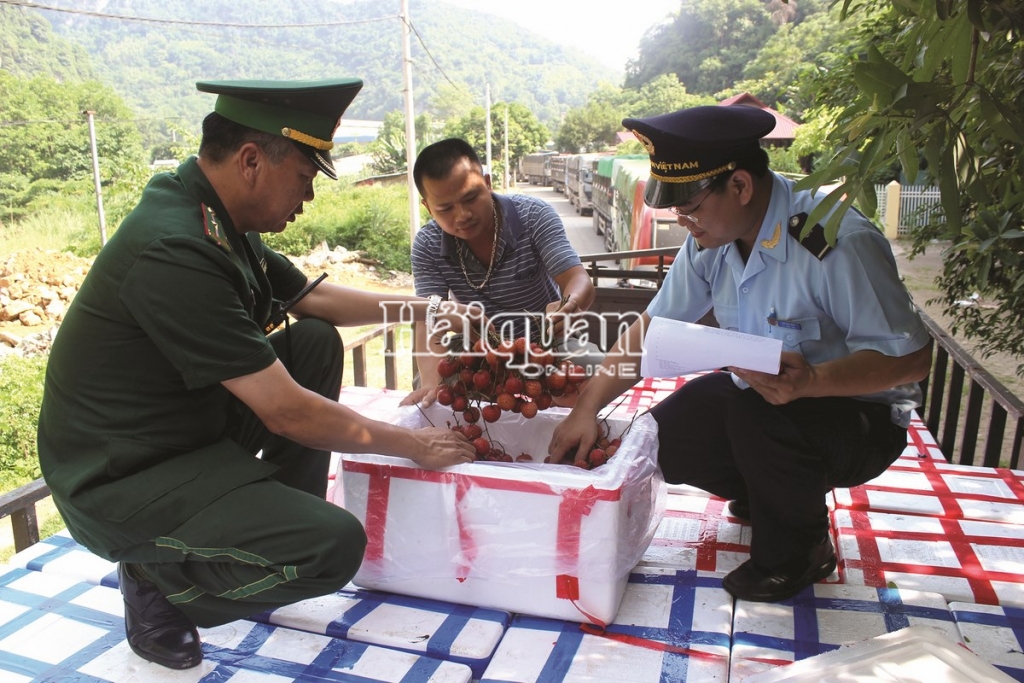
top-left (640, 317), bottom-right (783, 377)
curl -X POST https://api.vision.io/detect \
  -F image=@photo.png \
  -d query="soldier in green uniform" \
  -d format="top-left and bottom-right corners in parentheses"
top-left (37, 78), bottom-right (479, 670)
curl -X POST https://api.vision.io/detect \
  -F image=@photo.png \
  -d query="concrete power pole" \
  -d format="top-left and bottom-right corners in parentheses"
top-left (83, 110), bottom-right (107, 245)
top-left (503, 107), bottom-right (509, 191)
top-left (485, 83), bottom-right (492, 176)
top-left (400, 0), bottom-right (418, 241)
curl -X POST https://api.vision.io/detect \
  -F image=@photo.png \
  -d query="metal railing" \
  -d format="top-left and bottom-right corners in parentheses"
top-left (918, 310), bottom-right (1024, 469)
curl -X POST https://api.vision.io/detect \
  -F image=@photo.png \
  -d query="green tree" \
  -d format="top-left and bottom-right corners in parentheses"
top-left (554, 76), bottom-right (713, 152)
top-left (801, 0), bottom-right (1024, 373)
top-left (443, 102), bottom-right (550, 178)
top-left (369, 110), bottom-right (439, 175)
top-left (0, 72), bottom-right (146, 222)
top-left (625, 0), bottom-right (777, 95)
top-left (0, 4), bottom-right (95, 81)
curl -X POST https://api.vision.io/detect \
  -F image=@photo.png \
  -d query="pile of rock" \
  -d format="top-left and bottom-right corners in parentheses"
top-left (1, 249), bottom-right (92, 330)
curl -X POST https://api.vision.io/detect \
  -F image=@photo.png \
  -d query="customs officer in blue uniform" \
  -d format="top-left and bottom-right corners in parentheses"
top-left (549, 105), bottom-right (932, 602)
top-left (37, 79), bottom-right (479, 670)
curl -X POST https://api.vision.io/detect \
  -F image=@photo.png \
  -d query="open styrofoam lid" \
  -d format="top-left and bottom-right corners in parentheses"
top-left (742, 626), bottom-right (1016, 682)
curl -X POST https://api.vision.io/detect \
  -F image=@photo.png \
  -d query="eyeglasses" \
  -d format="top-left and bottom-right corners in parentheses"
top-left (668, 186), bottom-right (714, 224)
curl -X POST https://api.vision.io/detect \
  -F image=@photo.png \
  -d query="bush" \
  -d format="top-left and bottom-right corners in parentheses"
top-left (0, 355), bottom-right (47, 492)
top-left (265, 180), bottom-right (416, 272)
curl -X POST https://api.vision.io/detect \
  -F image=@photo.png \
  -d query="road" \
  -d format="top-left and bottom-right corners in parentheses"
top-left (510, 182), bottom-right (606, 257)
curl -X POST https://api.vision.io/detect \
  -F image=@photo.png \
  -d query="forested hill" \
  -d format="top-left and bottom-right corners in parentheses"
top-left (9, 0), bottom-right (615, 127)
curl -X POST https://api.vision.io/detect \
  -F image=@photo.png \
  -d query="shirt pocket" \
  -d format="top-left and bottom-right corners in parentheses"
top-left (766, 316), bottom-right (821, 350)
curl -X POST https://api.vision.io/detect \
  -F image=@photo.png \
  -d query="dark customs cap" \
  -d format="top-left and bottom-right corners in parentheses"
top-left (196, 78), bottom-right (363, 181)
top-left (622, 105), bottom-right (776, 208)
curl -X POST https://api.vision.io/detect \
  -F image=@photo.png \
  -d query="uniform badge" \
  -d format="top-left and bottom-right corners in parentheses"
top-left (201, 204), bottom-right (232, 253)
top-left (787, 213), bottom-right (833, 260)
top-left (760, 222), bottom-right (782, 249)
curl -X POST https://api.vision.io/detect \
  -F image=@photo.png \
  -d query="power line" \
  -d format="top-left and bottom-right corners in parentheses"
top-left (404, 17), bottom-right (466, 95)
top-left (0, 0), bottom-right (397, 28)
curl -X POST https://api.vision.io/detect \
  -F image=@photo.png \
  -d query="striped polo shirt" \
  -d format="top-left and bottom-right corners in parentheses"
top-left (411, 193), bottom-right (581, 340)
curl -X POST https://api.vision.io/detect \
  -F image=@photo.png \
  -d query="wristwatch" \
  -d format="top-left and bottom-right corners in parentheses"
top-left (426, 295), bottom-right (443, 333)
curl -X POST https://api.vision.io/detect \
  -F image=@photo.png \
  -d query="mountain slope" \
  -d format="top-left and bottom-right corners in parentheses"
top-left (30, 0), bottom-right (615, 128)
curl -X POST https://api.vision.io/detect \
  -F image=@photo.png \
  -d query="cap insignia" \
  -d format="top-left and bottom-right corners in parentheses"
top-left (281, 127), bottom-right (334, 151)
top-left (631, 129), bottom-right (655, 156)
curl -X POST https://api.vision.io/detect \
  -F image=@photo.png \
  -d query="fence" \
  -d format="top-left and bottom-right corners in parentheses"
top-left (875, 181), bottom-right (943, 236)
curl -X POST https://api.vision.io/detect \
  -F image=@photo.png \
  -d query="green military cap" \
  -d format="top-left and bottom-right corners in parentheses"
top-left (622, 105), bottom-right (776, 208)
top-left (196, 78), bottom-right (363, 181)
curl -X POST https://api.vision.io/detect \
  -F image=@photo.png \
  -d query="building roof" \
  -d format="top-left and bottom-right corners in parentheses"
top-left (719, 93), bottom-right (800, 141)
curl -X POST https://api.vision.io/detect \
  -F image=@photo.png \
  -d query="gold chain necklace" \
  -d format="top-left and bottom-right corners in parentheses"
top-left (456, 200), bottom-right (500, 291)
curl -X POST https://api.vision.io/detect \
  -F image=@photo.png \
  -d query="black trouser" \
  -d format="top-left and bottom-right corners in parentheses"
top-left (650, 372), bottom-right (906, 569)
top-left (130, 318), bottom-right (366, 627)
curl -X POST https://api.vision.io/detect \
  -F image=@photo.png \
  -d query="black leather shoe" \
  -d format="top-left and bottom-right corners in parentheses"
top-left (726, 499), bottom-right (751, 521)
top-left (118, 563), bottom-right (203, 669)
top-left (723, 536), bottom-right (836, 602)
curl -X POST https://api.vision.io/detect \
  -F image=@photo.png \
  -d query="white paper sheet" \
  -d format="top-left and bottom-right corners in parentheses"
top-left (640, 317), bottom-right (782, 377)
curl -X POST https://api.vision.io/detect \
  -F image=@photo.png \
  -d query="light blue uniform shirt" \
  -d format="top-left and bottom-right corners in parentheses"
top-left (647, 172), bottom-right (930, 427)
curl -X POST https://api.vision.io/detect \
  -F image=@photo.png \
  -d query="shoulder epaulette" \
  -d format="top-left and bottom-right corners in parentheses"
top-left (787, 212), bottom-right (832, 260)
top-left (201, 203), bottom-right (232, 253)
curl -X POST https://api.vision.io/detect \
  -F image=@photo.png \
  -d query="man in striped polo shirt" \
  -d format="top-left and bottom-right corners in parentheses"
top-left (403, 137), bottom-right (602, 406)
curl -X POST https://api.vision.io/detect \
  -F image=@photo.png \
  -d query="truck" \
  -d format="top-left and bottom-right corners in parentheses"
top-left (609, 156), bottom-right (687, 273)
top-left (520, 151), bottom-right (555, 185)
top-left (593, 154), bottom-right (645, 241)
top-left (566, 153), bottom-right (602, 216)
top-left (548, 154), bottom-right (568, 194)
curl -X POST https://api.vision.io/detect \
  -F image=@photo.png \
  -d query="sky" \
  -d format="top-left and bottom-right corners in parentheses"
top-left (425, 0), bottom-right (680, 74)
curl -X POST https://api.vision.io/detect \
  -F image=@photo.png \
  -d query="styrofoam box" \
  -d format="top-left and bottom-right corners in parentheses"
top-left (900, 417), bottom-right (947, 461)
top-left (834, 460), bottom-right (1024, 524)
top-left (337, 404), bottom-right (666, 625)
top-left (0, 564), bottom-right (473, 682)
top-left (950, 602), bottom-right (1024, 682)
top-left (479, 567), bottom-right (733, 683)
top-left (742, 625), bottom-right (1017, 682)
top-left (833, 508), bottom-right (1024, 607)
top-left (252, 586), bottom-right (510, 679)
top-left (730, 584), bottom-right (961, 681)
top-left (7, 529), bottom-right (119, 587)
top-left (639, 492), bottom-right (753, 573)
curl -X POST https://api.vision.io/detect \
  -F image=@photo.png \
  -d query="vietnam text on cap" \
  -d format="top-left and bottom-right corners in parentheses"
top-left (622, 105), bottom-right (776, 208)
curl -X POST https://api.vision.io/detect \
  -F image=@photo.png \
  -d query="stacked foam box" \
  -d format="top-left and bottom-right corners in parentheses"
top-left (900, 415), bottom-right (947, 462)
top-left (479, 567), bottom-right (733, 682)
top-left (252, 587), bottom-right (510, 679)
top-left (833, 508), bottom-right (1024, 606)
top-left (730, 583), bottom-right (961, 680)
top-left (0, 564), bottom-right (473, 682)
top-left (7, 537), bottom-right (511, 679)
top-left (638, 490), bottom-right (753, 574)
top-left (598, 375), bottom-right (695, 419)
top-left (6, 529), bottom-right (118, 587)
top-left (834, 459), bottom-right (1024, 524)
top-left (338, 404), bottom-right (665, 624)
top-left (951, 602), bottom-right (1024, 681)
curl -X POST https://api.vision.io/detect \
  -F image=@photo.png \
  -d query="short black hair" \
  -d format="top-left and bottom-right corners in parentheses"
top-left (413, 138), bottom-right (483, 196)
top-left (708, 145), bottom-right (770, 194)
top-left (198, 112), bottom-right (296, 164)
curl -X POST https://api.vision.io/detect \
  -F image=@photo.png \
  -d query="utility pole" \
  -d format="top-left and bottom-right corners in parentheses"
top-left (400, 0), bottom-right (418, 241)
top-left (485, 83), bottom-right (492, 176)
top-left (503, 107), bottom-right (509, 191)
top-left (83, 110), bottom-right (107, 246)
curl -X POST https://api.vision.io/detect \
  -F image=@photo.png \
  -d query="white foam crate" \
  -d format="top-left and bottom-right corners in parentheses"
top-left (337, 404), bottom-right (665, 625)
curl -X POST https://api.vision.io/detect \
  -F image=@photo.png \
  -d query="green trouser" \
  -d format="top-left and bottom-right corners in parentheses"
top-left (127, 318), bottom-right (367, 627)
